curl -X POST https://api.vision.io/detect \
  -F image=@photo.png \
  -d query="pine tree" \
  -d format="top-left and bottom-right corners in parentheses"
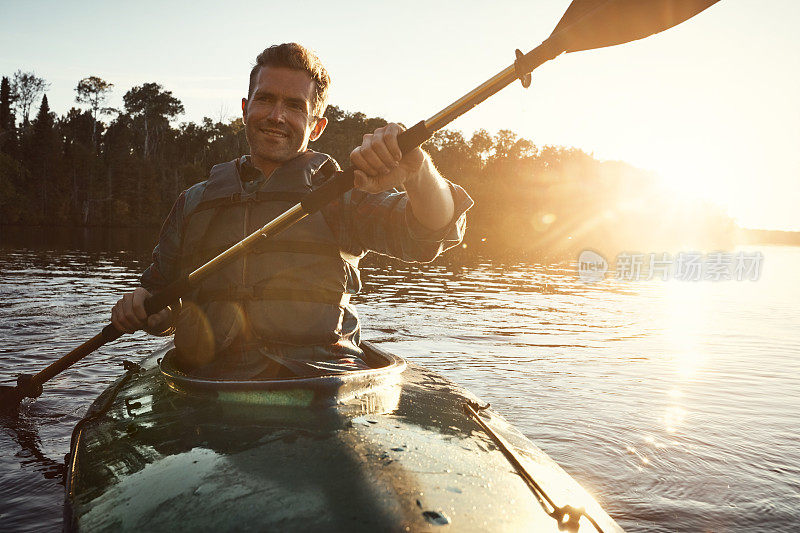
top-left (31, 94), bottom-right (60, 219)
top-left (33, 94), bottom-right (53, 132)
top-left (0, 76), bottom-right (16, 155)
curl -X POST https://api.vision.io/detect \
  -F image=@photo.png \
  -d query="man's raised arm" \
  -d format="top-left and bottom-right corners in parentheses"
top-left (349, 123), bottom-right (456, 231)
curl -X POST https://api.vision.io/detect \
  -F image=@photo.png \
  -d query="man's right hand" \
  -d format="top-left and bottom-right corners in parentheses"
top-left (111, 287), bottom-right (172, 334)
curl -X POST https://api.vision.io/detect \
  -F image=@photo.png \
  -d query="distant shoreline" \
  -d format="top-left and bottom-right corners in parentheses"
top-left (2, 225), bottom-right (798, 258)
top-left (735, 228), bottom-right (800, 247)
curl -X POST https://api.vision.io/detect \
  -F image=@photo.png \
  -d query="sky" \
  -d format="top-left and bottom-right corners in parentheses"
top-left (1, 0), bottom-right (798, 231)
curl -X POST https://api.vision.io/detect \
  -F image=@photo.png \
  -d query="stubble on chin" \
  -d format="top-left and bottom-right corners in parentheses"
top-left (254, 141), bottom-right (296, 164)
top-left (246, 133), bottom-right (290, 165)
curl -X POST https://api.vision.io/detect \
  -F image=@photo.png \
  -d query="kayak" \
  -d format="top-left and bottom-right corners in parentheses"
top-left (64, 341), bottom-right (624, 532)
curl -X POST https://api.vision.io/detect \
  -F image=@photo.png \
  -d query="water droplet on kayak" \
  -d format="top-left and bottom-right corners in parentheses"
top-left (422, 510), bottom-right (450, 525)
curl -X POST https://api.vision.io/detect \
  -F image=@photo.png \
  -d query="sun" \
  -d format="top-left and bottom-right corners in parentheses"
top-left (653, 157), bottom-right (729, 208)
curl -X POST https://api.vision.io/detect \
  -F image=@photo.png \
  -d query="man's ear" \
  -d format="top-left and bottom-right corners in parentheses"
top-left (241, 98), bottom-right (248, 123)
top-left (309, 116), bottom-right (328, 141)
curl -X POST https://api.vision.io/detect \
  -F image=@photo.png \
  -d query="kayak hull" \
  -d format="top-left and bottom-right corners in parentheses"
top-left (65, 342), bottom-right (623, 532)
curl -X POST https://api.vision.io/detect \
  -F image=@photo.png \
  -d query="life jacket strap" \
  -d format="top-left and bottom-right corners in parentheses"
top-left (191, 191), bottom-right (309, 215)
top-left (186, 240), bottom-right (343, 270)
top-left (194, 287), bottom-right (351, 307)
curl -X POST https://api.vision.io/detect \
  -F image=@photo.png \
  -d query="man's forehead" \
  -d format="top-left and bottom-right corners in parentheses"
top-left (252, 66), bottom-right (315, 100)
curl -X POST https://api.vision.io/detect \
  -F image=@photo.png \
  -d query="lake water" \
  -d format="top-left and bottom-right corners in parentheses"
top-left (1, 227), bottom-right (798, 532)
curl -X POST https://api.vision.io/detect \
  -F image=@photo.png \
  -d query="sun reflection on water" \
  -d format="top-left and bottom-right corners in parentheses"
top-left (660, 279), bottom-right (712, 437)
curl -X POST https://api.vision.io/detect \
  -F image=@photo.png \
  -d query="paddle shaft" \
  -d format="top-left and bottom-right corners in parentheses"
top-left (28, 327), bottom-right (122, 390)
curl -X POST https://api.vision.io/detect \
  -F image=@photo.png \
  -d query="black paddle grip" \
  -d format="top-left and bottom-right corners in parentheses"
top-left (301, 120), bottom-right (431, 214)
top-left (143, 277), bottom-right (191, 316)
top-left (397, 120), bottom-right (431, 153)
top-left (101, 323), bottom-right (124, 343)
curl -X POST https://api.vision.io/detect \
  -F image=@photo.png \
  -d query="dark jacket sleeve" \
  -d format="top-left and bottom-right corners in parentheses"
top-left (140, 190), bottom-right (187, 292)
top-left (324, 179), bottom-right (473, 263)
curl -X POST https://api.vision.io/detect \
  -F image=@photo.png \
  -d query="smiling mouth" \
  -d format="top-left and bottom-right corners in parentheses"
top-left (260, 128), bottom-right (289, 139)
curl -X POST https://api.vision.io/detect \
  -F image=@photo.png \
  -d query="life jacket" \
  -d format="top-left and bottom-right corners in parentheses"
top-left (173, 151), bottom-right (361, 366)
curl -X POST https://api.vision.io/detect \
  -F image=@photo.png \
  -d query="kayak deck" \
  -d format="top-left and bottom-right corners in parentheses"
top-left (65, 342), bottom-right (623, 532)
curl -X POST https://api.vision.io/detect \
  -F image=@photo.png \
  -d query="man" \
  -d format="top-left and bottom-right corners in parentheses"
top-left (111, 43), bottom-right (472, 377)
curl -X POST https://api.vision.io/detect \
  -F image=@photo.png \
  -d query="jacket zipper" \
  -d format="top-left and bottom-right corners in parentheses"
top-left (243, 200), bottom-right (250, 287)
top-left (241, 162), bottom-right (277, 313)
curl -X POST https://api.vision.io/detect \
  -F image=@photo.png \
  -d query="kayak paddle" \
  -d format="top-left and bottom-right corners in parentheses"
top-left (0, 0), bottom-right (721, 410)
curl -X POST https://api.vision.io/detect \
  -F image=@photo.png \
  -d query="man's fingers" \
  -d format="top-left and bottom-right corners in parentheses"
top-left (112, 300), bottom-right (134, 333)
top-left (110, 304), bottom-right (124, 333)
top-left (369, 130), bottom-right (400, 170)
top-left (110, 288), bottom-right (156, 335)
top-left (147, 308), bottom-right (171, 330)
top-left (157, 307), bottom-right (170, 322)
top-left (131, 289), bottom-right (148, 322)
top-left (121, 293), bottom-right (143, 331)
top-left (351, 131), bottom-right (398, 175)
top-left (351, 123), bottom-right (416, 193)
top-left (384, 126), bottom-right (403, 162)
top-left (359, 141), bottom-right (390, 175)
top-left (354, 170), bottom-right (382, 194)
top-left (121, 293), bottom-right (135, 323)
top-left (350, 147), bottom-right (379, 176)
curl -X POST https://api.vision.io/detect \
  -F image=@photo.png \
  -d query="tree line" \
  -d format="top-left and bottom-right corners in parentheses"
top-left (0, 71), bottom-right (735, 259)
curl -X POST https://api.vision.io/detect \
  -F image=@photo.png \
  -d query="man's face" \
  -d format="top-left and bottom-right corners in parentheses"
top-left (242, 66), bottom-right (325, 165)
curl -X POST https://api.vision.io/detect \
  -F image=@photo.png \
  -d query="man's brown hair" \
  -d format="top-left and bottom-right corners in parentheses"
top-left (247, 43), bottom-right (331, 118)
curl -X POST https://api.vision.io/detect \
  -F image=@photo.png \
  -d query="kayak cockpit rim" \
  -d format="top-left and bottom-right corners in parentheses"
top-left (158, 341), bottom-right (406, 400)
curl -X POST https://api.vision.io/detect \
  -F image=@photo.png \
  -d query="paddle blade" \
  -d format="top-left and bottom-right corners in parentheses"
top-left (548, 0), bottom-right (721, 53)
top-left (0, 385), bottom-right (24, 411)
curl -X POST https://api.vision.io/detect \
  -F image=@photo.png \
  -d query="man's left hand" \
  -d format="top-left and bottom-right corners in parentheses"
top-left (350, 123), bottom-right (425, 193)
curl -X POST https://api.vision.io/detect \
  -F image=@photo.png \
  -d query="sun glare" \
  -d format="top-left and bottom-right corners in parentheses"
top-left (664, 279), bottom-right (709, 379)
top-left (652, 158), bottom-right (731, 212)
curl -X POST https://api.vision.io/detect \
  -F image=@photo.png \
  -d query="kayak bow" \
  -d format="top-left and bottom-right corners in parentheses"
top-left (64, 342), bottom-right (623, 532)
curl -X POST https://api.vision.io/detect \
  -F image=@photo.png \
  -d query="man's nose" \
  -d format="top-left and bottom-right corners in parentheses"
top-left (267, 101), bottom-right (286, 122)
